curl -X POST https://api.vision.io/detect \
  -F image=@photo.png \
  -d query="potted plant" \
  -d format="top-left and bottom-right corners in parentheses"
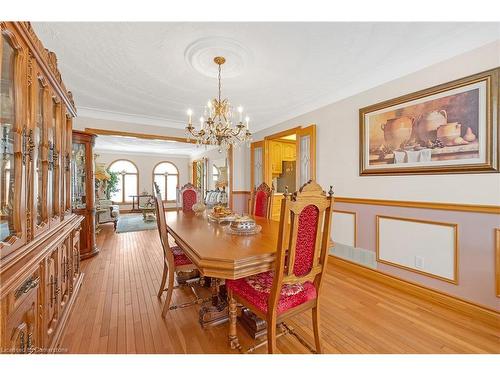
top-left (105, 170), bottom-right (120, 200)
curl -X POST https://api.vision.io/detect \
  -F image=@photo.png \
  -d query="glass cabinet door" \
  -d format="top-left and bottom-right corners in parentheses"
top-left (0, 30), bottom-right (25, 255)
top-left (51, 99), bottom-right (59, 220)
top-left (64, 116), bottom-right (72, 213)
top-left (33, 78), bottom-right (47, 230)
top-left (71, 142), bottom-right (86, 209)
top-left (47, 97), bottom-right (60, 222)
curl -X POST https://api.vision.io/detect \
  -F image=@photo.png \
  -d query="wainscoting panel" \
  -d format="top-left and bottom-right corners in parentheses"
top-left (376, 216), bottom-right (457, 283)
top-left (332, 199), bottom-right (499, 311)
top-left (332, 210), bottom-right (357, 247)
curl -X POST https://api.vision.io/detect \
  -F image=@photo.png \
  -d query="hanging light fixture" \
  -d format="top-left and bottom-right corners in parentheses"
top-left (185, 56), bottom-right (252, 151)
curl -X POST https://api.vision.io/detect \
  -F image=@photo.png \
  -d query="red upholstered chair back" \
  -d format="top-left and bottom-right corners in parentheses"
top-left (250, 182), bottom-right (274, 219)
top-left (182, 189), bottom-right (197, 211)
top-left (153, 182), bottom-right (175, 268)
top-left (178, 183), bottom-right (199, 212)
top-left (268, 180), bottom-right (334, 314)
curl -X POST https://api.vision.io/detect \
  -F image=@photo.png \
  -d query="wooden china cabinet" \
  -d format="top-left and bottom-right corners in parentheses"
top-left (0, 22), bottom-right (84, 353)
top-left (71, 130), bottom-right (98, 259)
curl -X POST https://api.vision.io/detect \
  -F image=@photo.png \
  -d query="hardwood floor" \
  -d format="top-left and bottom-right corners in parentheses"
top-left (59, 223), bottom-right (500, 354)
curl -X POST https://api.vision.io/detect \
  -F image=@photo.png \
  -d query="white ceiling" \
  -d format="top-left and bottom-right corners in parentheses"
top-left (33, 22), bottom-right (500, 132)
top-left (94, 134), bottom-right (217, 157)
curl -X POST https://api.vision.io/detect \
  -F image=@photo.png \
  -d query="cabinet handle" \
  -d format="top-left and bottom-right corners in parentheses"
top-left (53, 148), bottom-right (59, 167)
top-left (21, 127), bottom-right (34, 166)
top-left (19, 331), bottom-right (25, 353)
top-left (27, 332), bottom-right (33, 352)
top-left (14, 276), bottom-right (40, 299)
top-left (65, 152), bottom-right (71, 171)
top-left (48, 140), bottom-right (54, 170)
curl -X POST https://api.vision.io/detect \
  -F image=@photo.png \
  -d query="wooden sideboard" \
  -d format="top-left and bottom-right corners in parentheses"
top-left (0, 22), bottom-right (82, 353)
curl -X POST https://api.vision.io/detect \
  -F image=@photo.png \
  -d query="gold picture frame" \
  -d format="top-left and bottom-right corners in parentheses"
top-left (359, 68), bottom-right (499, 175)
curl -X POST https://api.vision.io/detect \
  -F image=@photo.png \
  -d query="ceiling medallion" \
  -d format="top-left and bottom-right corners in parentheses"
top-left (185, 56), bottom-right (251, 151)
top-left (184, 37), bottom-right (251, 79)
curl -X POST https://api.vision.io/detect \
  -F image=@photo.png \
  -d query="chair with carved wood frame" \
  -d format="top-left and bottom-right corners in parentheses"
top-left (226, 180), bottom-right (334, 353)
top-left (249, 182), bottom-right (274, 219)
top-left (154, 183), bottom-right (209, 317)
top-left (176, 182), bottom-right (200, 212)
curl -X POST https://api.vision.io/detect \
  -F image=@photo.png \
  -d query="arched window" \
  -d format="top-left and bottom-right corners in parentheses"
top-left (108, 160), bottom-right (138, 203)
top-left (153, 161), bottom-right (179, 201)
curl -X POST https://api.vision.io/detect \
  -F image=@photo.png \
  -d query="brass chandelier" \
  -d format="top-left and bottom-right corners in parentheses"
top-left (185, 56), bottom-right (252, 151)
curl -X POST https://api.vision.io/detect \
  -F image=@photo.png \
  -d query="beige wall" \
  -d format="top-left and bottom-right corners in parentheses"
top-left (96, 151), bottom-right (190, 209)
top-left (246, 41), bottom-right (500, 205)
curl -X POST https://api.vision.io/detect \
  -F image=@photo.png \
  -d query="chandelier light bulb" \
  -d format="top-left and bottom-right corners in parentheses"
top-left (245, 116), bottom-right (250, 129)
top-left (237, 106), bottom-right (243, 122)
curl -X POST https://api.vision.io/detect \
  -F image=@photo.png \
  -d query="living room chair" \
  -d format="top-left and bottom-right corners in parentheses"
top-left (226, 180), bottom-right (334, 353)
top-left (176, 182), bottom-right (199, 212)
top-left (249, 182), bottom-right (274, 219)
top-left (153, 183), bottom-right (208, 317)
top-left (96, 199), bottom-right (120, 231)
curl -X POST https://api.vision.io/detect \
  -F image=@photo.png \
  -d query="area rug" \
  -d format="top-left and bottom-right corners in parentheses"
top-left (115, 214), bottom-right (157, 233)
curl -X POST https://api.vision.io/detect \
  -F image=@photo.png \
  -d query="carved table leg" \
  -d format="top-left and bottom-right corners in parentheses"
top-left (198, 278), bottom-right (229, 328)
top-left (228, 292), bottom-right (241, 351)
top-left (211, 277), bottom-right (220, 305)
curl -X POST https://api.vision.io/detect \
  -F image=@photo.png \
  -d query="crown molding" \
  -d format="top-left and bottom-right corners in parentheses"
top-left (78, 106), bottom-right (186, 129)
top-left (94, 149), bottom-right (192, 159)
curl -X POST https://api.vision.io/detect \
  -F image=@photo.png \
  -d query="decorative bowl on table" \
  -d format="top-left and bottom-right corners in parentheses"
top-left (224, 216), bottom-right (262, 236)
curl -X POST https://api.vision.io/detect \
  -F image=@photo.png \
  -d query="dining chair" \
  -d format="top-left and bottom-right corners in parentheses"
top-left (226, 180), bottom-right (334, 353)
top-left (176, 182), bottom-right (199, 212)
top-left (153, 183), bottom-right (208, 317)
top-left (249, 182), bottom-right (274, 218)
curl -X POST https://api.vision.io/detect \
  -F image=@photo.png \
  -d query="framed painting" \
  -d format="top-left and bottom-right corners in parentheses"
top-left (359, 68), bottom-right (499, 175)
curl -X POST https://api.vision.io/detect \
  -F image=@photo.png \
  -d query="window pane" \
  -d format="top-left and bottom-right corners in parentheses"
top-left (154, 162), bottom-right (178, 175)
top-left (110, 174), bottom-right (123, 203)
top-left (109, 160), bottom-right (137, 173)
top-left (166, 174), bottom-right (178, 201)
top-left (124, 174), bottom-right (137, 202)
top-left (154, 175), bottom-right (165, 200)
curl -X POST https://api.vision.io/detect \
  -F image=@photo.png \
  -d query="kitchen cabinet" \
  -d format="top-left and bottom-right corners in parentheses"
top-left (270, 140), bottom-right (297, 176)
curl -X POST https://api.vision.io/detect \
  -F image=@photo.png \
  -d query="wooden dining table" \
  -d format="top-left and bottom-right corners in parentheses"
top-left (165, 210), bottom-right (280, 348)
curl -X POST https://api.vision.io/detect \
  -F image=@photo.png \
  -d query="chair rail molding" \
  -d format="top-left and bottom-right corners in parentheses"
top-left (335, 196), bottom-right (500, 214)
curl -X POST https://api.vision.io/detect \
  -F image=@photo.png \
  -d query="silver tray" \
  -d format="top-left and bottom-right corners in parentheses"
top-left (207, 213), bottom-right (237, 224)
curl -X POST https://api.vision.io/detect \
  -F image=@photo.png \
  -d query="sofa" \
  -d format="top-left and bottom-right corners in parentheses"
top-left (204, 188), bottom-right (228, 208)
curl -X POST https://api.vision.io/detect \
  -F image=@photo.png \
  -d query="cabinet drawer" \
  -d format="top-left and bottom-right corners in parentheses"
top-left (3, 273), bottom-right (40, 354)
top-left (4, 269), bottom-right (41, 317)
